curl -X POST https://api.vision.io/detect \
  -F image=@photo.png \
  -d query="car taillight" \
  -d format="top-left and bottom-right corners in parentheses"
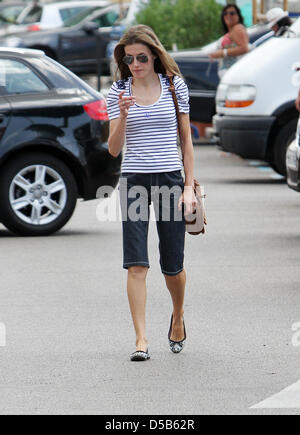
top-left (83, 100), bottom-right (109, 121)
top-left (28, 24), bottom-right (41, 31)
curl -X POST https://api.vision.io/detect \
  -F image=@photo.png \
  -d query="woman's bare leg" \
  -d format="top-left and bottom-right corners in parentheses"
top-left (164, 269), bottom-right (186, 341)
top-left (127, 266), bottom-right (149, 352)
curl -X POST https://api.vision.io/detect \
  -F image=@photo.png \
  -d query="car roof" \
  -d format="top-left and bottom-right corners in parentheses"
top-left (0, 47), bottom-right (45, 57)
top-left (81, 3), bottom-right (128, 20)
top-left (42, 1), bottom-right (110, 9)
top-left (0, 2), bottom-right (25, 7)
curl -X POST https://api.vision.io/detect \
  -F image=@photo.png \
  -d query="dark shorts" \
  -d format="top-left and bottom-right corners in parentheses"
top-left (119, 171), bottom-right (186, 276)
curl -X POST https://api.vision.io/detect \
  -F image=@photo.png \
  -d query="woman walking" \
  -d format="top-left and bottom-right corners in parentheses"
top-left (210, 4), bottom-right (249, 78)
top-left (107, 25), bottom-right (196, 361)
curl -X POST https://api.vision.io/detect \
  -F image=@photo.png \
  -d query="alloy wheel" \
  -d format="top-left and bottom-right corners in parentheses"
top-left (9, 164), bottom-right (67, 226)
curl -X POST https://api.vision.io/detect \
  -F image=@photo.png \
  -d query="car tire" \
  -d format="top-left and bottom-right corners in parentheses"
top-left (0, 152), bottom-right (77, 236)
top-left (272, 118), bottom-right (298, 176)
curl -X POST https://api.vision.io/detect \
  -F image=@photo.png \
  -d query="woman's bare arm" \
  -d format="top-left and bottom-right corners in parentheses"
top-left (108, 91), bottom-right (136, 158)
top-left (210, 24), bottom-right (249, 59)
top-left (108, 117), bottom-right (127, 158)
top-left (179, 113), bottom-right (195, 187)
top-left (229, 24), bottom-right (249, 56)
top-left (177, 113), bottom-right (197, 215)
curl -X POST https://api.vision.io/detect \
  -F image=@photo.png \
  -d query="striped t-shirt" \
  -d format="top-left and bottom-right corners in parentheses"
top-left (106, 73), bottom-right (190, 173)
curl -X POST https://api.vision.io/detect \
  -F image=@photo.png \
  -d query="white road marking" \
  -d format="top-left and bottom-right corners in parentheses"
top-left (251, 380), bottom-right (300, 409)
top-left (270, 173), bottom-right (285, 180)
top-left (259, 167), bottom-right (272, 172)
top-left (248, 161), bottom-right (285, 180)
top-left (248, 160), bottom-right (267, 167)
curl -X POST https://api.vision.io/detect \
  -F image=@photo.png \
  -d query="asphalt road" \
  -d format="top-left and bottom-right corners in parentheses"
top-left (1, 145), bottom-right (300, 415)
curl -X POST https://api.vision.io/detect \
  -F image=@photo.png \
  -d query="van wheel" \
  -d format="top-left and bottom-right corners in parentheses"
top-left (272, 119), bottom-right (298, 176)
top-left (0, 153), bottom-right (77, 236)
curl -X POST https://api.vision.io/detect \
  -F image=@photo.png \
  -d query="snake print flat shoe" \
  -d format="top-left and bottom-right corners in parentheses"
top-left (130, 349), bottom-right (150, 362)
top-left (168, 315), bottom-right (186, 354)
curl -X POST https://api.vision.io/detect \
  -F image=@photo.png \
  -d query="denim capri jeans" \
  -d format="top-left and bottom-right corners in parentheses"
top-left (119, 170), bottom-right (186, 276)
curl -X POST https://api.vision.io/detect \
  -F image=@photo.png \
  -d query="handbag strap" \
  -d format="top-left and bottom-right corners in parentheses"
top-left (169, 76), bottom-right (207, 233)
top-left (168, 76), bottom-right (202, 193)
top-left (168, 75), bottom-right (184, 165)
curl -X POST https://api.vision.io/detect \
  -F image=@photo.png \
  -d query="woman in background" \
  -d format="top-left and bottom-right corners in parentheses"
top-left (210, 4), bottom-right (249, 79)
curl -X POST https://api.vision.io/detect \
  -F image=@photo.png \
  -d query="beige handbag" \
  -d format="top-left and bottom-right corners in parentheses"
top-left (168, 75), bottom-right (207, 235)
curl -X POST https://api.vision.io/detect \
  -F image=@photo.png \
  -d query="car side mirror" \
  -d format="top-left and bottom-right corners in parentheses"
top-left (82, 22), bottom-right (98, 34)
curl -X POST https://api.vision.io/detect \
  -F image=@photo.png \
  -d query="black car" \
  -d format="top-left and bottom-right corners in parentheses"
top-left (171, 24), bottom-right (270, 123)
top-left (0, 48), bottom-right (121, 236)
top-left (0, 4), bottom-right (124, 75)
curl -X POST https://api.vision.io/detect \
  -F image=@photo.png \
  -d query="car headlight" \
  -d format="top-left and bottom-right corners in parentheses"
top-left (216, 84), bottom-right (228, 106)
top-left (217, 84), bottom-right (256, 108)
top-left (0, 37), bottom-right (22, 48)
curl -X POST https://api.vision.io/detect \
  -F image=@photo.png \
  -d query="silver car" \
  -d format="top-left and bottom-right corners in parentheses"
top-left (0, 1), bottom-right (110, 37)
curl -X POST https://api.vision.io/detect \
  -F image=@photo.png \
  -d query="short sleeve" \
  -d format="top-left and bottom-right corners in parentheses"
top-left (106, 82), bottom-right (121, 121)
top-left (174, 76), bottom-right (190, 114)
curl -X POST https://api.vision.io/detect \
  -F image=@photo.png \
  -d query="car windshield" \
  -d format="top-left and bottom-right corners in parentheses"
top-left (0, 5), bottom-right (24, 24)
top-left (59, 6), bottom-right (89, 23)
top-left (64, 6), bottom-right (104, 27)
top-left (17, 6), bottom-right (42, 25)
top-left (0, 59), bottom-right (49, 95)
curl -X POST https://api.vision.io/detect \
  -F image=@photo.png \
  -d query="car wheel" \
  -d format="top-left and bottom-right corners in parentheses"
top-left (272, 119), bottom-right (298, 176)
top-left (0, 153), bottom-right (77, 236)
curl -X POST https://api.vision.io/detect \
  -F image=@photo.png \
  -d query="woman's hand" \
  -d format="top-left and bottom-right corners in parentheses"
top-left (108, 91), bottom-right (135, 158)
top-left (118, 91), bottom-right (136, 118)
top-left (178, 186), bottom-right (197, 217)
top-left (209, 50), bottom-right (224, 60)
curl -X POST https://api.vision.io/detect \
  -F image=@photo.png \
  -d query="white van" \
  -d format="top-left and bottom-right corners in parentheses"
top-left (213, 18), bottom-right (300, 175)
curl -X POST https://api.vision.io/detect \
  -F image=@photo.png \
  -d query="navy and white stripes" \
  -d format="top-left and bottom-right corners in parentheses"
top-left (106, 74), bottom-right (190, 173)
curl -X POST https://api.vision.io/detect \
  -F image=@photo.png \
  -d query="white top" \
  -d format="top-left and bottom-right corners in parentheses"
top-left (107, 74), bottom-right (190, 173)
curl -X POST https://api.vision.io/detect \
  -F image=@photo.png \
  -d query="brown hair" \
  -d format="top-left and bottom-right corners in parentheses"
top-left (114, 25), bottom-right (181, 80)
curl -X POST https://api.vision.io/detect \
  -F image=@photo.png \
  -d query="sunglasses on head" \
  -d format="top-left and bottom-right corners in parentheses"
top-left (224, 11), bottom-right (237, 17)
top-left (123, 54), bottom-right (149, 65)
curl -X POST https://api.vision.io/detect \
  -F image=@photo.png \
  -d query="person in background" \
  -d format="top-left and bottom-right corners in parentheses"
top-left (266, 8), bottom-right (293, 37)
top-left (209, 4), bottom-right (249, 79)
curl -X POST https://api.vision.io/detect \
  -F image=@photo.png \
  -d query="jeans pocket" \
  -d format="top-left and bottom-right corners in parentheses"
top-left (166, 170), bottom-right (184, 187)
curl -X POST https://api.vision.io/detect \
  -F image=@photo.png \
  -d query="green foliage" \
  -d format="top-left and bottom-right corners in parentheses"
top-left (136, 0), bottom-right (223, 50)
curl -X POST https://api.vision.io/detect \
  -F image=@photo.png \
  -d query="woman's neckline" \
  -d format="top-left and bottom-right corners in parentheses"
top-left (129, 74), bottom-right (163, 108)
